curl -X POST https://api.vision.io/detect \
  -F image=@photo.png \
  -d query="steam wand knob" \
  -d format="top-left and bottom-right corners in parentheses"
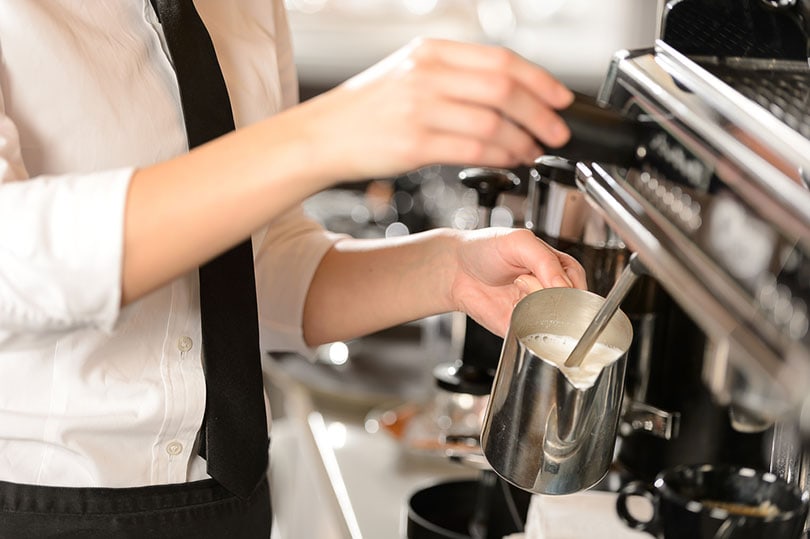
top-left (458, 167), bottom-right (521, 227)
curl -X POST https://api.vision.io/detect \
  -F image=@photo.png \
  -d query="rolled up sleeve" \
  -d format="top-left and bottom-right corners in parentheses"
top-left (254, 207), bottom-right (344, 356)
top-left (0, 171), bottom-right (131, 337)
top-left (0, 115), bottom-right (130, 341)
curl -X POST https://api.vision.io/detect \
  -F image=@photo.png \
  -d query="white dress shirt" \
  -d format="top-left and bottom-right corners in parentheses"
top-left (0, 0), bottom-right (337, 488)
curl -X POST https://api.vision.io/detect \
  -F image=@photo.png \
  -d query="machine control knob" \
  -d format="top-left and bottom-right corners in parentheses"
top-left (458, 167), bottom-right (520, 210)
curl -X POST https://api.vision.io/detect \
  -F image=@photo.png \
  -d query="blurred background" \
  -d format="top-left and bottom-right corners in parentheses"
top-left (288, 0), bottom-right (659, 99)
top-left (288, 0), bottom-right (659, 239)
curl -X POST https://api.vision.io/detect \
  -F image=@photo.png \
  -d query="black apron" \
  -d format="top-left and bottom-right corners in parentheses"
top-left (0, 476), bottom-right (271, 538)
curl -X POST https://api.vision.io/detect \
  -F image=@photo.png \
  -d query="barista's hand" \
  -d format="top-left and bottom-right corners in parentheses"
top-left (288, 37), bottom-right (573, 184)
top-left (451, 227), bottom-right (587, 336)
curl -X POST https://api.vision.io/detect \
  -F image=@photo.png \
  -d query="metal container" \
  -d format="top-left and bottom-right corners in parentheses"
top-left (526, 156), bottom-right (628, 297)
top-left (480, 287), bottom-right (633, 495)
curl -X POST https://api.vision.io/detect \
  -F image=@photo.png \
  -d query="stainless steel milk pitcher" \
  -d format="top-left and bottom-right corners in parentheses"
top-left (481, 287), bottom-right (633, 495)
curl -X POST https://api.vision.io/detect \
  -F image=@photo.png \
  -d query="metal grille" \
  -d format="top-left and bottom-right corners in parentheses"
top-left (700, 62), bottom-right (810, 138)
top-left (662, 0), bottom-right (805, 59)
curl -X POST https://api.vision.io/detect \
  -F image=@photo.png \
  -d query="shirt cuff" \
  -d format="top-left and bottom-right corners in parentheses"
top-left (0, 168), bottom-right (131, 336)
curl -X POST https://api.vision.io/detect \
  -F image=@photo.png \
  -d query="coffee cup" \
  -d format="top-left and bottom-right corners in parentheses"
top-left (616, 463), bottom-right (809, 538)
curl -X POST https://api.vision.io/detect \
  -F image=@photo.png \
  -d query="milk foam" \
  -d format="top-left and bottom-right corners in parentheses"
top-left (520, 333), bottom-right (624, 390)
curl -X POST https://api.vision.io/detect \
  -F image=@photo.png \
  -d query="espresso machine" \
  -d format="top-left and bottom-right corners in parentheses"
top-left (525, 152), bottom-right (772, 484)
top-left (547, 0), bottom-right (810, 496)
top-left (410, 1), bottom-right (810, 535)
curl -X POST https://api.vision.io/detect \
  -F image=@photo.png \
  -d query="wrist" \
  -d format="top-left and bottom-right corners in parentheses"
top-left (278, 92), bottom-right (365, 188)
top-left (427, 227), bottom-right (464, 314)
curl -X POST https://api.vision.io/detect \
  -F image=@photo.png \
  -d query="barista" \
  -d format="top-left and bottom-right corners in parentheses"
top-left (0, 1), bottom-right (586, 537)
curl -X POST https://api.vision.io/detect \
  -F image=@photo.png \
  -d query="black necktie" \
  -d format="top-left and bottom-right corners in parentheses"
top-left (151, 0), bottom-right (269, 499)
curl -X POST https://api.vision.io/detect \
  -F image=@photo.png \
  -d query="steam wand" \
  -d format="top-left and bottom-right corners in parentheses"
top-left (564, 252), bottom-right (646, 368)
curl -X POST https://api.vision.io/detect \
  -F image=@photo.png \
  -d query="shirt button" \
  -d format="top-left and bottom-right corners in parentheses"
top-left (177, 336), bottom-right (193, 353)
top-left (166, 441), bottom-right (184, 456)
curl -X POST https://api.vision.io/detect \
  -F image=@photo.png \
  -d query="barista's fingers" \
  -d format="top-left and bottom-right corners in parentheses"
top-left (419, 101), bottom-right (542, 165)
top-left (519, 236), bottom-right (587, 290)
top-left (515, 275), bottom-right (544, 296)
top-left (419, 133), bottom-right (524, 169)
top-left (557, 251), bottom-right (588, 290)
top-left (407, 59), bottom-right (570, 150)
top-left (413, 38), bottom-right (573, 110)
top-left (508, 232), bottom-right (576, 289)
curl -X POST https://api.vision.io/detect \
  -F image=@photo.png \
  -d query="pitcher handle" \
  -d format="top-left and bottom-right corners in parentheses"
top-left (616, 481), bottom-right (661, 537)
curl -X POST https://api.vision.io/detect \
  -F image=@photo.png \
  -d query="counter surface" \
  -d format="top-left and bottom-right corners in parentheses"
top-left (265, 333), bottom-right (479, 538)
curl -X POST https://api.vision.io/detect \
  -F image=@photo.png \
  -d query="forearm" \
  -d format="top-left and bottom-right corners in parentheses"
top-left (122, 111), bottom-right (327, 304)
top-left (301, 226), bottom-right (587, 346)
top-left (302, 229), bottom-right (459, 345)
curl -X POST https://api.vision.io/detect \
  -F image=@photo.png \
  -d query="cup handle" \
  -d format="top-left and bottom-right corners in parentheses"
top-left (616, 481), bottom-right (660, 536)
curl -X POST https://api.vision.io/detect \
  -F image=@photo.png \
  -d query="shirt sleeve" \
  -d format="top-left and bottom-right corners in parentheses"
top-left (0, 113), bottom-right (130, 342)
top-left (254, 207), bottom-right (344, 356)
